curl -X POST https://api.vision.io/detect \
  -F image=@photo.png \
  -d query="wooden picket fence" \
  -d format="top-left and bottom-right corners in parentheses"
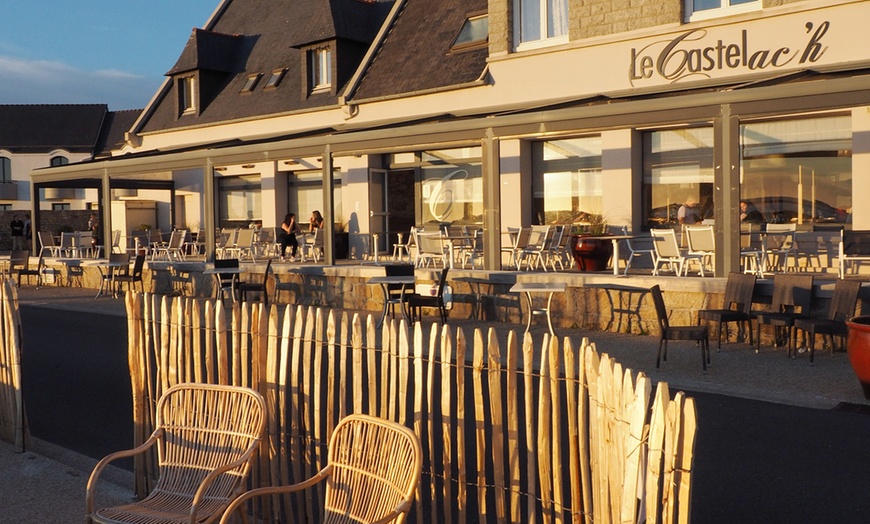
top-left (0, 278), bottom-right (25, 452)
top-left (125, 292), bottom-right (697, 524)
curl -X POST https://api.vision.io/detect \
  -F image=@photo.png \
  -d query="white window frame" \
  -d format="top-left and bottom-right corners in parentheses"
top-left (685, 0), bottom-right (761, 22)
top-left (513, 0), bottom-right (569, 52)
top-left (308, 46), bottom-right (332, 92)
top-left (179, 75), bottom-right (197, 114)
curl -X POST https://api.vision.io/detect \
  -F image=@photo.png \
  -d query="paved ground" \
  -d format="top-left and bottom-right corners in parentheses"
top-left (3, 285), bottom-right (869, 522)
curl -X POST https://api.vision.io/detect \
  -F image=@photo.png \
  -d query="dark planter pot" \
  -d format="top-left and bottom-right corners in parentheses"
top-left (571, 234), bottom-right (613, 272)
top-left (847, 316), bottom-right (870, 399)
top-left (333, 232), bottom-right (349, 259)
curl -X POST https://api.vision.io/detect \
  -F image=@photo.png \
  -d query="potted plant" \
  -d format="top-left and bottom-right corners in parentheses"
top-left (570, 212), bottom-right (613, 271)
top-left (847, 316), bottom-right (870, 399)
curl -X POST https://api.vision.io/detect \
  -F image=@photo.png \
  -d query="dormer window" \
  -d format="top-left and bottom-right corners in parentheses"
top-left (308, 46), bottom-right (332, 93)
top-left (179, 75), bottom-right (197, 115)
top-left (240, 73), bottom-right (262, 94)
top-left (451, 14), bottom-right (488, 52)
top-left (264, 68), bottom-right (287, 90)
top-left (50, 156), bottom-right (68, 167)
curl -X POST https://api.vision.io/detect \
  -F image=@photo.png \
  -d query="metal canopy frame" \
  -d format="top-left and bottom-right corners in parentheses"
top-left (28, 71), bottom-right (870, 269)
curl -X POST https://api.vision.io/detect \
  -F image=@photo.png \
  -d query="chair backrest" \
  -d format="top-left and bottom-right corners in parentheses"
top-left (770, 273), bottom-right (814, 313)
top-left (385, 263), bottom-right (415, 296)
top-left (77, 231), bottom-right (93, 249)
top-left (828, 279), bottom-right (862, 322)
top-left (765, 223), bottom-right (796, 249)
top-left (740, 223), bottom-right (762, 250)
top-left (109, 252), bottom-right (131, 276)
top-left (513, 227), bottom-right (532, 250)
top-left (722, 272), bottom-right (757, 314)
top-left (130, 254), bottom-right (146, 278)
top-left (170, 229), bottom-right (187, 249)
top-left (111, 230), bottom-right (122, 249)
top-left (235, 228), bottom-right (254, 248)
top-left (417, 233), bottom-right (443, 255)
top-left (685, 225), bottom-right (715, 253)
top-left (311, 227), bottom-right (325, 247)
top-left (60, 231), bottom-right (76, 250)
top-left (434, 267), bottom-right (450, 298)
top-left (214, 258), bottom-right (240, 287)
top-left (649, 285), bottom-right (670, 331)
top-left (324, 414), bottom-right (422, 524)
top-left (38, 231), bottom-right (56, 248)
top-left (650, 228), bottom-right (681, 258)
top-left (9, 249), bottom-right (28, 271)
top-left (152, 384), bottom-right (266, 509)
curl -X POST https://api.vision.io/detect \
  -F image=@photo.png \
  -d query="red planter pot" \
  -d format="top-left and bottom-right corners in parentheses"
top-left (570, 235), bottom-right (613, 272)
top-left (846, 316), bottom-right (870, 399)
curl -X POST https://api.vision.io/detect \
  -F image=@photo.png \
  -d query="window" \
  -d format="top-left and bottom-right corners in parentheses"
top-left (308, 47), bottom-right (332, 92)
top-left (686, 0), bottom-right (760, 21)
top-left (452, 14), bottom-right (488, 51)
top-left (420, 147), bottom-right (483, 225)
top-left (52, 203), bottom-right (70, 211)
top-left (50, 156), bottom-right (68, 167)
top-left (514, 0), bottom-right (568, 50)
top-left (0, 204), bottom-right (10, 211)
top-left (0, 157), bottom-right (10, 183)
top-left (179, 75), bottom-right (197, 114)
top-left (532, 137), bottom-right (602, 225)
top-left (264, 68), bottom-right (287, 89)
top-left (740, 115), bottom-right (851, 225)
top-left (642, 127), bottom-right (715, 228)
top-left (287, 171), bottom-right (342, 225)
top-left (218, 175), bottom-right (261, 225)
top-left (240, 73), bottom-right (262, 94)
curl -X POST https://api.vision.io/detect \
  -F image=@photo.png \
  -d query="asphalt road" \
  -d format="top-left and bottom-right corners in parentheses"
top-left (16, 305), bottom-right (870, 522)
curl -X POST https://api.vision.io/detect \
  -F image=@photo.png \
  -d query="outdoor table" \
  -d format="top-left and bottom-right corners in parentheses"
top-left (606, 234), bottom-right (647, 276)
top-left (204, 266), bottom-right (246, 301)
top-left (81, 259), bottom-right (127, 298)
top-left (510, 281), bottom-right (567, 335)
top-left (367, 275), bottom-right (415, 328)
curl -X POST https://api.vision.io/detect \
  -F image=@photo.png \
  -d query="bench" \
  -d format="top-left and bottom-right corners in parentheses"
top-left (838, 229), bottom-right (870, 278)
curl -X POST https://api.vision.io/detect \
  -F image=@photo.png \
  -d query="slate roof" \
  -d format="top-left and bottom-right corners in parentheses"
top-left (350, 0), bottom-right (489, 101)
top-left (138, 0), bottom-right (393, 134)
top-left (0, 104), bottom-right (107, 154)
top-left (94, 109), bottom-right (142, 158)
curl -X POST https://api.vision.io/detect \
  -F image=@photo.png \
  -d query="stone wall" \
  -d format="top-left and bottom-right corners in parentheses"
top-left (0, 210), bottom-right (94, 252)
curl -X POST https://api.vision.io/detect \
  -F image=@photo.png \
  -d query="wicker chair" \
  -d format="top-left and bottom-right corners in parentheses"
top-left (792, 279), bottom-right (862, 363)
top-left (650, 285), bottom-right (711, 371)
top-left (220, 414), bottom-right (422, 524)
top-left (86, 383), bottom-right (267, 524)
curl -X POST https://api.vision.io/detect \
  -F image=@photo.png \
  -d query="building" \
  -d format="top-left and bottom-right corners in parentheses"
top-left (31, 0), bottom-right (870, 275)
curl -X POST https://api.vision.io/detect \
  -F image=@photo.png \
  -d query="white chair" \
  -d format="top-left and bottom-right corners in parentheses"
top-left (741, 223), bottom-right (765, 277)
top-left (38, 231), bottom-right (61, 257)
top-left (621, 226), bottom-right (654, 276)
top-left (764, 223), bottom-right (797, 272)
top-left (416, 232), bottom-right (447, 268)
top-left (650, 228), bottom-right (707, 276)
top-left (227, 227), bottom-right (256, 261)
top-left (152, 229), bottom-right (187, 261)
top-left (685, 225), bottom-right (716, 274)
top-left (517, 225), bottom-right (551, 270)
top-left (302, 227), bottom-right (325, 262)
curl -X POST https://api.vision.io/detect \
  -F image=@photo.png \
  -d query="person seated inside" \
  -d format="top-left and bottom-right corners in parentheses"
top-left (677, 197), bottom-right (700, 224)
top-left (309, 210), bottom-right (324, 232)
top-left (740, 200), bottom-right (764, 224)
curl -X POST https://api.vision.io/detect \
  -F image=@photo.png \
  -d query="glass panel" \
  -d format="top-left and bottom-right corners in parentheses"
top-left (519, 0), bottom-right (541, 43)
top-left (532, 137), bottom-right (602, 225)
top-left (420, 162), bottom-right (482, 225)
top-left (454, 15), bottom-right (488, 47)
top-left (0, 157), bottom-right (11, 182)
top-left (547, 0), bottom-right (568, 38)
top-left (288, 171), bottom-right (343, 225)
top-left (693, 0), bottom-right (720, 11)
top-left (219, 175), bottom-right (261, 223)
top-left (741, 116), bottom-right (851, 225)
top-left (643, 127), bottom-right (715, 228)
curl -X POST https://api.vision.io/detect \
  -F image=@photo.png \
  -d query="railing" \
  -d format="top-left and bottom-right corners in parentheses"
top-left (125, 293), bottom-right (697, 523)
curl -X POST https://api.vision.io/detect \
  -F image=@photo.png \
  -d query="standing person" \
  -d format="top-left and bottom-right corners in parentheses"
top-left (10, 214), bottom-right (24, 251)
top-left (279, 212), bottom-right (300, 261)
top-left (309, 210), bottom-right (324, 232)
top-left (87, 213), bottom-right (101, 253)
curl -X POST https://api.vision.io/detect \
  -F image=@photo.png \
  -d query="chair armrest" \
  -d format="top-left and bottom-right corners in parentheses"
top-left (369, 498), bottom-right (414, 524)
top-left (218, 465), bottom-right (333, 524)
top-left (189, 435), bottom-right (265, 519)
top-left (86, 430), bottom-right (161, 515)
